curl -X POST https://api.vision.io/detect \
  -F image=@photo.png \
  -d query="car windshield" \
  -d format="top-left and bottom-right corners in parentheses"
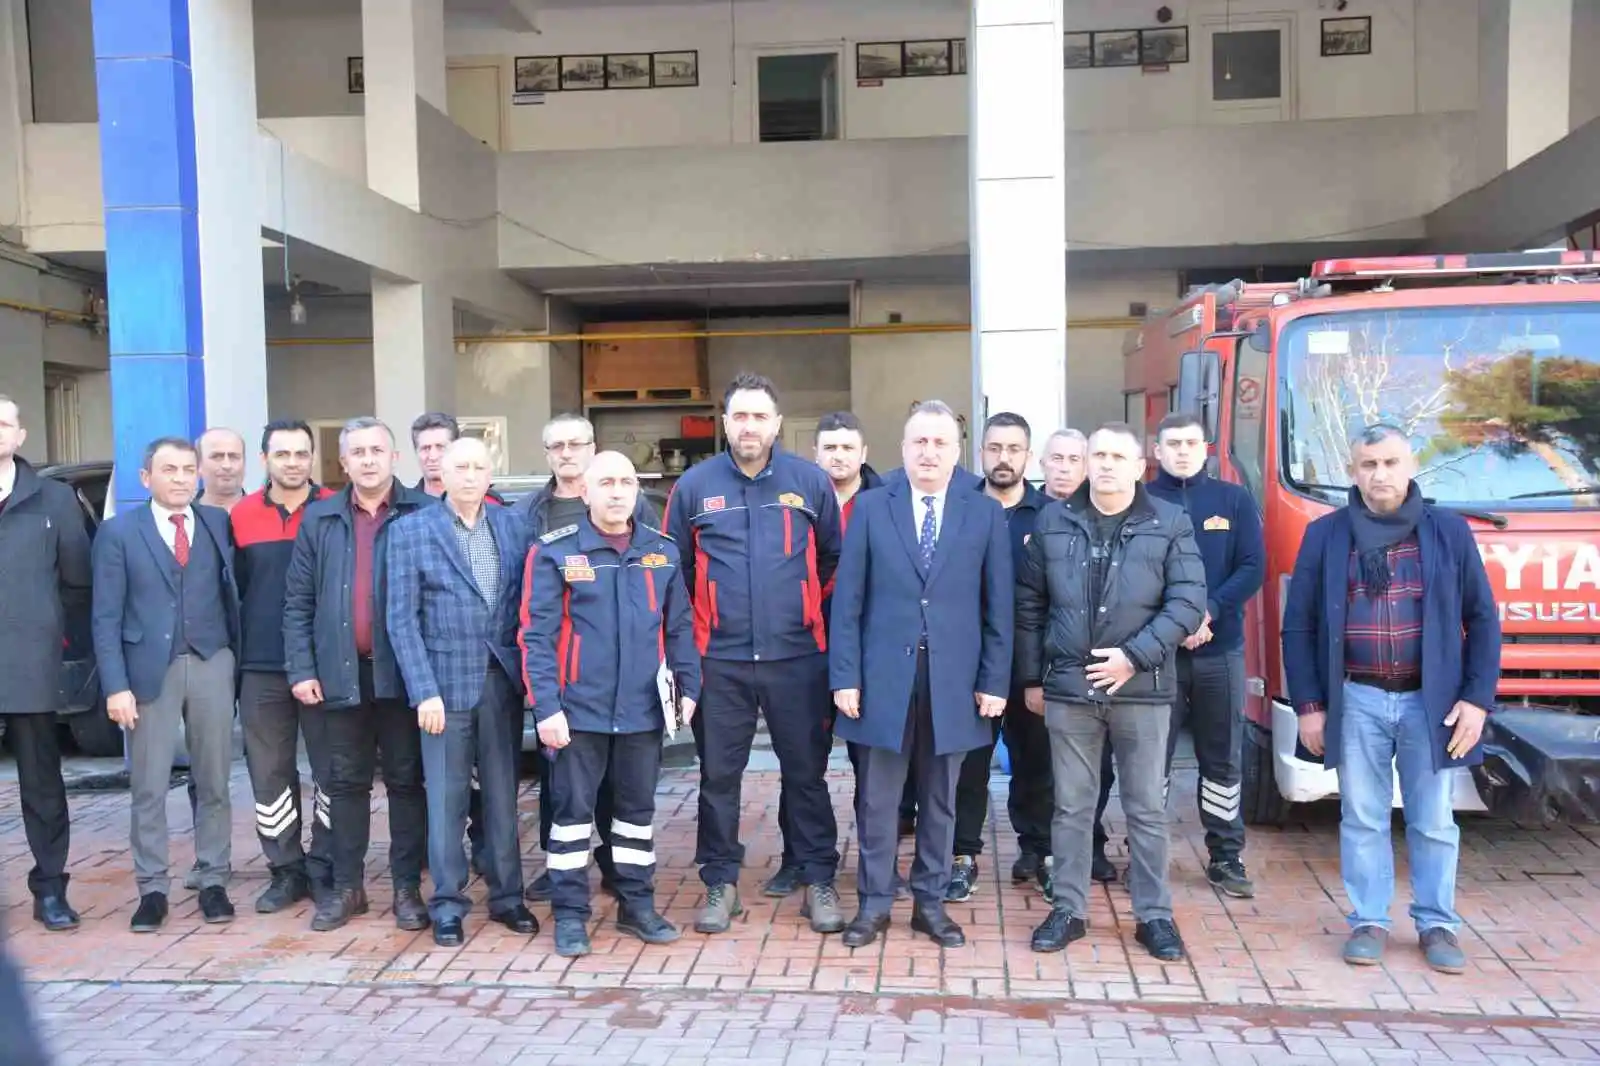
top-left (1280, 302), bottom-right (1600, 507)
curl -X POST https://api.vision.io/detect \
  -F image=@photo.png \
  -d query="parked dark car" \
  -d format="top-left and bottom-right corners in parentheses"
top-left (38, 460), bottom-right (122, 757)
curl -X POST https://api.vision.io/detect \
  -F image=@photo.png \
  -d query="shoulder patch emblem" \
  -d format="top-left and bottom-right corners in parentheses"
top-left (640, 552), bottom-right (670, 568)
top-left (540, 524), bottom-right (578, 543)
top-left (565, 554), bottom-right (588, 567)
top-left (1203, 515), bottom-right (1230, 532)
top-left (705, 496), bottom-right (726, 512)
top-left (562, 564), bottom-right (597, 582)
top-left (779, 492), bottom-right (804, 508)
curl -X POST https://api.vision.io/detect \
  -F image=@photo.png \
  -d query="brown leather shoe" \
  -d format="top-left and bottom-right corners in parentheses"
top-left (393, 885), bottom-right (430, 931)
top-left (310, 887), bottom-right (369, 932)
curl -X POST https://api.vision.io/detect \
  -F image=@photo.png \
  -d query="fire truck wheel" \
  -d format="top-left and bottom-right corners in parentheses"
top-left (1241, 720), bottom-right (1291, 826)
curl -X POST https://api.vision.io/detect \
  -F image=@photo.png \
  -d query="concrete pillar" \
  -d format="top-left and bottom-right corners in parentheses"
top-left (0, 0), bottom-right (28, 242)
top-left (372, 278), bottom-right (453, 485)
top-left (92, 0), bottom-right (269, 508)
top-left (361, 0), bottom-right (445, 211)
top-left (967, 0), bottom-right (1066, 477)
top-left (1479, 0), bottom-right (1573, 184)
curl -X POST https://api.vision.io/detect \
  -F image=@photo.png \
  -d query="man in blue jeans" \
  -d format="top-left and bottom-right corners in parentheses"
top-left (1282, 424), bottom-right (1500, 975)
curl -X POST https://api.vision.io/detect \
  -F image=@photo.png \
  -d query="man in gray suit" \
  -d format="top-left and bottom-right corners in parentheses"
top-left (92, 436), bottom-right (240, 933)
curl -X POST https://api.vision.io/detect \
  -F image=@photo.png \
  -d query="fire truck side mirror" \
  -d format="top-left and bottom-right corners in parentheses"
top-left (1177, 349), bottom-right (1221, 443)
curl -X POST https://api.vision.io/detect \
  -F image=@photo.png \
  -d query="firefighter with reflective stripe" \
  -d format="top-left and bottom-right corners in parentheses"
top-left (518, 451), bottom-right (701, 958)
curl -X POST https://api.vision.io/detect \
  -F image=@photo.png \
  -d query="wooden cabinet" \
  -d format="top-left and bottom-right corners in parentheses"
top-left (582, 320), bottom-right (709, 402)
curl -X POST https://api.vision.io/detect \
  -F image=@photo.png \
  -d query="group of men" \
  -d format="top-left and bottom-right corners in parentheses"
top-left (0, 371), bottom-right (1496, 973)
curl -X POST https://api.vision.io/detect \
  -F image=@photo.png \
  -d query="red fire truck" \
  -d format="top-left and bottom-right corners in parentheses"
top-left (1125, 252), bottom-right (1600, 825)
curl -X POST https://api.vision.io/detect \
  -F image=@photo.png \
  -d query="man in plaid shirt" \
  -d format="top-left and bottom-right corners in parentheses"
top-left (1283, 425), bottom-right (1500, 976)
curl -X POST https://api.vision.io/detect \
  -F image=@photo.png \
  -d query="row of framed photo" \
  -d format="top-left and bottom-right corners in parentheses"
top-left (1065, 27), bottom-right (1188, 69)
top-left (513, 51), bottom-right (699, 93)
top-left (856, 39), bottom-right (967, 79)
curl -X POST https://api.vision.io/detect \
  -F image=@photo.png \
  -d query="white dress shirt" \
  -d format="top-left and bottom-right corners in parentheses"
top-left (0, 459), bottom-right (15, 502)
top-left (150, 501), bottom-right (197, 556)
top-left (910, 484), bottom-right (949, 545)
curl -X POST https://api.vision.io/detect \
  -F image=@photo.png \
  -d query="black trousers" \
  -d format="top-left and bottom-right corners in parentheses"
top-left (304, 660), bottom-right (427, 892)
top-left (239, 671), bottom-right (332, 886)
top-left (1166, 650), bottom-right (1247, 861)
top-left (1003, 695), bottom-right (1055, 859)
top-left (7, 713), bottom-right (70, 899)
top-left (692, 654), bottom-right (838, 887)
top-left (421, 668), bottom-right (523, 922)
top-left (852, 648), bottom-right (961, 913)
top-left (539, 745), bottom-right (617, 880)
top-left (952, 717), bottom-right (1002, 856)
top-left (547, 728), bottom-right (663, 920)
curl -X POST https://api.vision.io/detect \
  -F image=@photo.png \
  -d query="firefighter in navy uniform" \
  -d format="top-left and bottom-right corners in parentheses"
top-left (519, 451), bottom-right (702, 958)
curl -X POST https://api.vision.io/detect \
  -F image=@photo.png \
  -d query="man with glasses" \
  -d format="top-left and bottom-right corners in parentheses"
top-left (514, 413), bottom-right (658, 902)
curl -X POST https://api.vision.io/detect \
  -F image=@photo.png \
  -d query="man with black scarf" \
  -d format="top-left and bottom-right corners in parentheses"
top-left (1283, 424), bottom-right (1499, 976)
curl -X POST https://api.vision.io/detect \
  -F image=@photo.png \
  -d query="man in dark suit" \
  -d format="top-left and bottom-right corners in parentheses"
top-left (388, 437), bottom-right (538, 947)
top-left (0, 395), bottom-right (92, 931)
top-left (92, 436), bottom-right (241, 932)
top-left (830, 400), bottom-right (1013, 949)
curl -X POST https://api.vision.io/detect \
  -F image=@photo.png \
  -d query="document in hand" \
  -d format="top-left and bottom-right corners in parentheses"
top-left (657, 660), bottom-right (680, 740)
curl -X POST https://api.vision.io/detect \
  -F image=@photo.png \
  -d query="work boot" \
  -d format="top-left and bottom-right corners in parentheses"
top-left (617, 907), bottom-right (680, 945)
top-left (801, 882), bottom-right (846, 934)
top-left (311, 887), bottom-right (369, 932)
top-left (1206, 857), bottom-right (1255, 900)
top-left (1011, 851), bottom-right (1042, 884)
top-left (255, 870), bottom-right (312, 915)
top-left (553, 916), bottom-right (591, 957)
top-left (693, 883), bottom-right (743, 934)
top-left (393, 885), bottom-right (431, 931)
top-left (945, 856), bottom-right (978, 902)
top-left (762, 864), bottom-right (804, 898)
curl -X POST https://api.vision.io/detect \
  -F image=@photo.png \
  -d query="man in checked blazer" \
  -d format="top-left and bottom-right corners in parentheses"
top-left (386, 437), bottom-right (539, 947)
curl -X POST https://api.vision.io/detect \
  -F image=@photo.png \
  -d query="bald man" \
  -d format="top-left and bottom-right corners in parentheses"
top-left (519, 452), bottom-right (701, 958)
top-left (197, 428), bottom-right (247, 511)
top-left (387, 438), bottom-right (539, 946)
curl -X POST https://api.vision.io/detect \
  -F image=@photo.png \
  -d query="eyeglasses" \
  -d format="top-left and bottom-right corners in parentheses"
top-left (545, 439), bottom-right (595, 453)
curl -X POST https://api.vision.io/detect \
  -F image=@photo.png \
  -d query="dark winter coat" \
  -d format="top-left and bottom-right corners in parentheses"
top-left (0, 459), bottom-right (91, 715)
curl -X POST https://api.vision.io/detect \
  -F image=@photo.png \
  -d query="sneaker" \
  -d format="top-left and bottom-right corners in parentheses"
top-left (1135, 919), bottom-right (1185, 961)
top-left (693, 883), bottom-right (742, 934)
top-left (1037, 856), bottom-right (1054, 903)
top-left (1030, 908), bottom-right (1087, 953)
top-left (617, 907), bottom-right (680, 945)
top-left (1420, 928), bottom-right (1465, 974)
top-left (1011, 852), bottom-right (1042, 884)
top-left (762, 864), bottom-right (803, 898)
top-left (801, 883), bottom-right (846, 934)
top-left (1343, 925), bottom-right (1388, 966)
top-left (945, 856), bottom-right (978, 903)
top-left (1206, 857), bottom-right (1256, 899)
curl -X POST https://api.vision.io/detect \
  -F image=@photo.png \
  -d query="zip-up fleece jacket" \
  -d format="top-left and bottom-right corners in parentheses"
top-left (1145, 468), bottom-right (1264, 657)
top-left (664, 449), bottom-right (842, 661)
top-left (1014, 482), bottom-right (1206, 705)
top-left (518, 516), bottom-right (701, 733)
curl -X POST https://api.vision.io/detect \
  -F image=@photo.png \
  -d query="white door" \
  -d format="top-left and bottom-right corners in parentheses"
top-left (1195, 11), bottom-right (1295, 124)
top-left (784, 417), bottom-right (820, 456)
top-left (447, 65), bottom-right (503, 149)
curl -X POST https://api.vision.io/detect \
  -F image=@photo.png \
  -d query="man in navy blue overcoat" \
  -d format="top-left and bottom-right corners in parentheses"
top-left (829, 401), bottom-right (1013, 949)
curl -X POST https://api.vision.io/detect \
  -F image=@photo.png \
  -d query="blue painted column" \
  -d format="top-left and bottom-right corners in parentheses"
top-left (91, 0), bottom-right (204, 512)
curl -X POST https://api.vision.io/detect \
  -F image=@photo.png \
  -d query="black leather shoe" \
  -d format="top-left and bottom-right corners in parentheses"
top-left (762, 864), bottom-right (803, 898)
top-left (841, 911), bottom-right (890, 949)
top-left (394, 886), bottom-right (431, 931)
top-left (553, 916), bottom-right (591, 957)
top-left (255, 870), bottom-right (311, 915)
top-left (310, 887), bottom-right (369, 932)
top-left (131, 892), bottom-right (168, 933)
top-left (911, 906), bottom-right (966, 948)
top-left (1136, 919), bottom-right (1186, 961)
top-left (617, 907), bottom-right (680, 945)
top-left (433, 918), bottom-right (464, 947)
top-left (1091, 849), bottom-right (1118, 884)
top-left (524, 872), bottom-right (552, 902)
top-left (33, 895), bottom-right (80, 932)
top-left (1011, 852), bottom-right (1042, 884)
top-left (491, 904), bottom-right (539, 935)
top-left (1030, 909), bottom-right (1088, 953)
top-left (198, 886), bottom-right (236, 924)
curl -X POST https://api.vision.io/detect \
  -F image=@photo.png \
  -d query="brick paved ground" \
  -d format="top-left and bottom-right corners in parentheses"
top-left (3, 752), bottom-right (1600, 1062)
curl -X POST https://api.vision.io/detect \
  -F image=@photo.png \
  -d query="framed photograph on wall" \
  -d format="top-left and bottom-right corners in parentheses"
top-left (1140, 26), bottom-right (1189, 64)
top-left (347, 56), bottom-right (364, 94)
top-left (1321, 16), bottom-right (1372, 56)
top-left (952, 38), bottom-right (967, 75)
top-left (856, 41), bottom-right (904, 79)
top-left (904, 40), bottom-right (951, 76)
top-left (651, 50), bottom-right (699, 87)
top-left (1092, 30), bottom-right (1140, 68)
top-left (514, 56), bottom-right (560, 93)
top-left (605, 53), bottom-right (652, 89)
top-left (1064, 31), bottom-right (1093, 69)
top-left (559, 55), bottom-right (606, 90)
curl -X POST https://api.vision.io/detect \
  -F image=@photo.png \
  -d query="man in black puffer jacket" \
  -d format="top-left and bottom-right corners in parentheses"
top-left (1015, 422), bottom-right (1205, 962)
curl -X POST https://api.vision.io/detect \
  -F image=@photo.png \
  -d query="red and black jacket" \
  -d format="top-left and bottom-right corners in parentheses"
top-left (664, 448), bottom-right (842, 662)
top-left (231, 484), bottom-right (332, 673)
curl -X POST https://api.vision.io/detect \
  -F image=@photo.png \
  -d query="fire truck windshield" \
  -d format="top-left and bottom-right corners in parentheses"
top-left (1279, 302), bottom-right (1600, 508)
